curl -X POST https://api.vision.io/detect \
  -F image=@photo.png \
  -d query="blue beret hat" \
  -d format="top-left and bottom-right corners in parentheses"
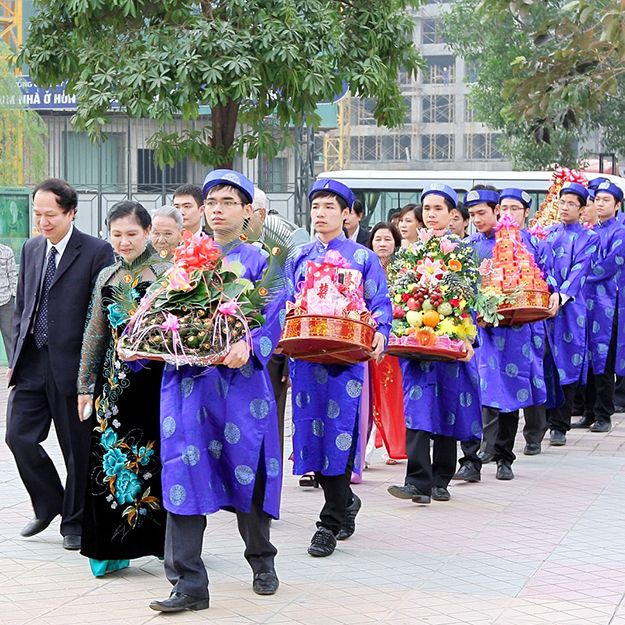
top-left (594, 179), bottom-right (624, 203)
top-left (464, 188), bottom-right (500, 208)
top-left (309, 178), bottom-right (356, 209)
top-left (588, 177), bottom-right (609, 190)
top-left (202, 169), bottom-right (254, 204)
top-left (421, 183), bottom-right (458, 209)
top-left (559, 181), bottom-right (589, 203)
top-left (499, 188), bottom-right (532, 209)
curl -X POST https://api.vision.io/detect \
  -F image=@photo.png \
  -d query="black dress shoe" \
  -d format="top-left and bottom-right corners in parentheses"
top-left (590, 420), bottom-right (611, 433)
top-left (20, 515), bottom-right (57, 538)
top-left (387, 484), bottom-right (421, 500)
top-left (495, 461), bottom-right (514, 480)
top-left (253, 570), bottom-right (279, 595)
top-left (523, 442), bottom-right (541, 456)
top-left (149, 592), bottom-right (210, 612)
top-left (308, 527), bottom-right (337, 557)
top-left (549, 430), bottom-right (566, 446)
top-left (62, 534), bottom-right (81, 550)
top-left (452, 463), bottom-right (481, 482)
top-left (571, 417), bottom-right (593, 429)
top-left (336, 493), bottom-right (361, 541)
top-left (477, 451), bottom-right (494, 464)
top-left (431, 486), bottom-right (451, 501)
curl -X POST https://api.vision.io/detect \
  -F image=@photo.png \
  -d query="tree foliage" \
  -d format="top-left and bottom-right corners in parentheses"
top-left (21, 0), bottom-right (423, 168)
top-left (441, 0), bottom-right (625, 169)
top-left (0, 45), bottom-right (47, 186)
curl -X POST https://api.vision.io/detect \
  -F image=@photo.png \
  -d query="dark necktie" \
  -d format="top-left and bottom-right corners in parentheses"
top-left (33, 246), bottom-right (57, 348)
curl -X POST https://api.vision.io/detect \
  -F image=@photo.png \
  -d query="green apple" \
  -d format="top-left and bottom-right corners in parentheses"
top-left (406, 311), bottom-right (423, 327)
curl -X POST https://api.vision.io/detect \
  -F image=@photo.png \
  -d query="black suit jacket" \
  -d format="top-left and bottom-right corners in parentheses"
top-left (356, 226), bottom-right (371, 246)
top-left (10, 227), bottom-right (114, 395)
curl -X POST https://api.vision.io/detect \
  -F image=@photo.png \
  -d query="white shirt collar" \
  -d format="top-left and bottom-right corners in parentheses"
top-left (193, 224), bottom-right (204, 237)
top-left (348, 225), bottom-right (359, 241)
top-left (46, 223), bottom-right (74, 259)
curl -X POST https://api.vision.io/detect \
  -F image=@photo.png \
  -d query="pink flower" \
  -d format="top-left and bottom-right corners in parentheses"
top-left (168, 266), bottom-right (194, 292)
top-left (478, 258), bottom-right (494, 276)
top-left (160, 313), bottom-right (180, 333)
top-left (418, 229), bottom-right (434, 244)
top-left (416, 256), bottom-right (445, 282)
top-left (528, 223), bottom-right (547, 240)
top-left (323, 250), bottom-right (350, 268)
top-left (495, 213), bottom-right (519, 231)
top-left (439, 237), bottom-right (458, 254)
top-left (218, 300), bottom-right (239, 316)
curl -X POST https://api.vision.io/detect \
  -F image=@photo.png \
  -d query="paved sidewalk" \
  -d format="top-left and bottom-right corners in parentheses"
top-left (2, 372), bottom-right (625, 625)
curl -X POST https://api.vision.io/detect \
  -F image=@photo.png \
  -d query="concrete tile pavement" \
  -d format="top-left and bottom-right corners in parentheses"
top-left (1, 370), bottom-right (625, 624)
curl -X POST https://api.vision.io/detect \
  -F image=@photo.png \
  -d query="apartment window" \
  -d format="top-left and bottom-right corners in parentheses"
top-left (422, 19), bottom-right (445, 45)
top-left (422, 95), bottom-right (454, 123)
top-left (259, 156), bottom-right (289, 192)
top-left (422, 134), bottom-right (454, 160)
top-left (465, 133), bottom-right (504, 160)
top-left (423, 56), bottom-right (455, 84)
top-left (465, 61), bottom-right (480, 83)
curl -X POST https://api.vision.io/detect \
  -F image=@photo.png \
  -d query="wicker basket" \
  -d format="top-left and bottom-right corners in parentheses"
top-left (278, 314), bottom-right (375, 364)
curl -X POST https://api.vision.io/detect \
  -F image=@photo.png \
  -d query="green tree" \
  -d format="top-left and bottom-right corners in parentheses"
top-left (0, 45), bottom-right (47, 186)
top-left (441, 0), bottom-right (625, 169)
top-left (21, 0), bottom-right (422, 169)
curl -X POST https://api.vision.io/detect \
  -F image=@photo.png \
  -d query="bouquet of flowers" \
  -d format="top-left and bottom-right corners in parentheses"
top-left (529, 166), bottom-right (588, 232)
top-left (278, 249), bottom-right (376, 364)
top-left (386, 230), bottom-right (499, 359)
top-left (119, 230), bottom-right (286, 366)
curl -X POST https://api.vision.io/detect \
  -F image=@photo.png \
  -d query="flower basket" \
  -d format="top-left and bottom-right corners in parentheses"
top-left (120, 231), bottom-right (283, 367)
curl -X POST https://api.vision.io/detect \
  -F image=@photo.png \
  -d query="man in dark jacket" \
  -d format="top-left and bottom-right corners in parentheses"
top-left (6, 178), bottom-right (114, 550)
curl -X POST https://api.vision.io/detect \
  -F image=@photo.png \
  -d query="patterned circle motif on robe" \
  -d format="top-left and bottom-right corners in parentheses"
top-left (563, 331), bottom-right (574, 343)
top-left (516, 388), bottom-right (529, 402)
top-left (364, 278), bottom-right (378, 299)
top-left (532, 375), bottom-right (544, 389)
top-left (446, 412), bottom-right (456, 425)
top-left (459, 392), bottom-right (473, 407)
top-left (235, 465), bottom-right (255, 485)
top-left (224, 422), bottom-right (241, 444)
top-left (312, 419), bottom-right (325, 437)
top-left (260, 336), bottom-right (273, 358)
top-left (297, 391), bottom-right (311, 408)
top-left (279, 308), bottom-right (286, 328)
top-left (470, 420), bottom-right (482, 436)
top-left (495, 336), bottom-right (506, 351)
top-left (505, 363), bottom-right (519, 378)
top-left (409, 385), bottom-right (423, 400)
top-left (267, 458), bottom-right (280, 478)
top-left (576, 315), bottom-right (585, 328)
top-left (170, 484), bottom-right (186, 506)
top-left (327, 399), bottom-right (340, 419)
top-left (162, 416), bottom-right (176, 438)
top-left (336, 433), bottom-right (352, 451)
top-left (346, 379), bottom-right (363, 398)
top-left (239, 361), bottom-right (254, 378)
top-left (180, 377), bottom-right (194, 398)
top-left (353, 248), bottom-right (368, 265)
top-left (313, 365), bottom-right (329, 384)
top-left (250, 398), bottom-right (270, 419)
top-left (208, 440), bottom-right (223, 459)
top-left (182, 445), bottom-right (201, 466)
top-left (572, 353), bottom-right (583, 366)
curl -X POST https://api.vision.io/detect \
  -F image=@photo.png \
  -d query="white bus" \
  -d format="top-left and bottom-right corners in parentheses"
top-left (317, 169), bottom-right (625, 226)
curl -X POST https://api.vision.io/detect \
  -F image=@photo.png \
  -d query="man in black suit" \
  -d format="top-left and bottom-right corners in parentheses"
top-left (5, 179), bottom-right (114, 550)
top-left (343, 199), bottom-right (371, 246)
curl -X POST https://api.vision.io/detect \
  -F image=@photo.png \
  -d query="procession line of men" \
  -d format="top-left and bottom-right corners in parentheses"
top-left (5, 172), bottom-right (624, 614)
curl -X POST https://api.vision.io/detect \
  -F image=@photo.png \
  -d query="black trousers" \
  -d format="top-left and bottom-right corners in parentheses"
top-left (547, 384), bottom-right (577, 433)
top-left (584, 324), bottom-right (617, 424)
top-left (522, 405), bottom-right (548, 444)
top-left (5, 339), bottom-right (91, 536)
top-left (267, 354), bottom-right (288, 452)
top-left (479, 407), bottom-right (499, 456)
top-left (493, 411), bottom-right (519, 465)
top-left (163, 450), bottom-right (276, 600)
top-left (405, 429), bottom-right (456, 493)
top-left (315, 461), bottom-right (354, 535)
top-left (614, 376), bottom-right (625, 409)
top-left (458, 438), bottom-right (482, 470)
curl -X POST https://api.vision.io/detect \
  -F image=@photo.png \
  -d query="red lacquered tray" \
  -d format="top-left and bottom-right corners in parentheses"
top-left (278, 314), bottom-right (375, 364)
top-left (495, 306), bottom-right (550, 326)
top-left (386, 343), bottom-right (467, 362)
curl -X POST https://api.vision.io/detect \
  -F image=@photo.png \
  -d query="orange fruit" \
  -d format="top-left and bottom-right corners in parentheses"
top-left (422, 310), bottom-right (440, 328)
